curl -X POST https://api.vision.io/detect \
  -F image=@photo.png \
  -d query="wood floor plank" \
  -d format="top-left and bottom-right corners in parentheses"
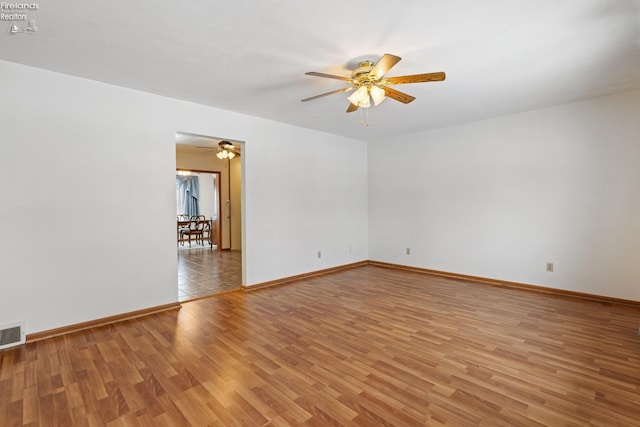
top-left (3, 265), bottom-right (640, 425)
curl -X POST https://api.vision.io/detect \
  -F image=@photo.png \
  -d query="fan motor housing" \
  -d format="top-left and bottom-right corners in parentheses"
top-left (351, 61), bottom-right (377, 84)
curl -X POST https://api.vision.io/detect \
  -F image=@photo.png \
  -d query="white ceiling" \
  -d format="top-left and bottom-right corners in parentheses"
top-left (175, 132), bottom-right (240, 153)
top-left (2, 0), bottom-right (639, 141)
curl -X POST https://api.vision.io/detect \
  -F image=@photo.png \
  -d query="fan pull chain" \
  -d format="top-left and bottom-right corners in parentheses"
top-left (358, 108), bottom-right (371, 127)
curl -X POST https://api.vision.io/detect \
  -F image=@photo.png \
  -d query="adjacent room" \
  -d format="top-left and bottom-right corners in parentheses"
top-left (175, 133), bottom-right (243, 300)
top-left (1, 1), bottom-right (640, 425)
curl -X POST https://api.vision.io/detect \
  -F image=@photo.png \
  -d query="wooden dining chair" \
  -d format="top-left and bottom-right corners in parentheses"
top-left (180, 215), bottom-right (206, 247)
top-left (177, 214), bottom-right (191, 246)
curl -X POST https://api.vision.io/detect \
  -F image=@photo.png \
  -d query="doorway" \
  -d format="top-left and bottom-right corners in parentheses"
top-left (175, 132), bottom-right (243, 301)
top-left (176, 171), bottom-right (221, 250)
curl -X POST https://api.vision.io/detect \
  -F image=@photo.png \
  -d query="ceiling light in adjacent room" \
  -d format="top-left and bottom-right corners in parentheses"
top-left (216, 140), bottom-right (239, 160)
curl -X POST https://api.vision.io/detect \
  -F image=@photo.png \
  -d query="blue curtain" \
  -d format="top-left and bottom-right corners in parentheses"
top-left (177, 176), bottom-right (200, 216)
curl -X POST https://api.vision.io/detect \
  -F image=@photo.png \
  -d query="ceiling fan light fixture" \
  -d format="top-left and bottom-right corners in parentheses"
top-left (347, 85), bottom-right (370, 108)
top-left (215, 140), bottom-right (239, 160)
top-left (359, 92), bottom-right (371, 108)
top-left (370, 85), bottom-right (386, 106)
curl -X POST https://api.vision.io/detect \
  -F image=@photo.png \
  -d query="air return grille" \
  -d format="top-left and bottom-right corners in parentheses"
top-left (0, 321), bottom-right (25, 350)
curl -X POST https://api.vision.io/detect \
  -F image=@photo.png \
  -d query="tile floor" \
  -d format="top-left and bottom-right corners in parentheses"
top-left (177, 244), bottom-right (242, 301)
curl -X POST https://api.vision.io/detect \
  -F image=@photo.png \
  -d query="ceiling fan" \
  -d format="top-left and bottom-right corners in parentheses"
top-left (194, 140), bottom-right (241, 159)
top-left (301, 54), bottom-right (445, 113)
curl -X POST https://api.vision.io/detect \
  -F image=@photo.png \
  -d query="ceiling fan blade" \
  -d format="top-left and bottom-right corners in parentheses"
top-left (305, 72), bottom-right (351, 82)
top-left (383, 86), bottom-right (416, 104)
top-left (301, 87), bottom-right (353, 102)
top-left (385, 72), bottom-right (446, 85)
top-left (369, 54), bottom-right (402, 80)
top-left (346, 102), bottom-right (358, 113)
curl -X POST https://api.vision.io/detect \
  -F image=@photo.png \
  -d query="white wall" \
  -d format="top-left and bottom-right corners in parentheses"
top-left (0, 59), bottom-right (369, 334)
top-left (369, 90), bottom-right (640, 301)
top-left (0, 61), bottom-right (179, 335)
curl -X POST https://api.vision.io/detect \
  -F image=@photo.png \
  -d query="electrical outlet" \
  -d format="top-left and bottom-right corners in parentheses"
top-left (546, 262), bottom-right (554, 272)
top-left (406, 248), bottom-right (411, 255)
top-left (349, 245), bottom-right (352, 254)
top-left (317, 250), bottom-right (321, 259)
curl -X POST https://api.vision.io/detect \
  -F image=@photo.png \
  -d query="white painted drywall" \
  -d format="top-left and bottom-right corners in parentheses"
top-left (0, 61), bottom-right (179, 335)
top-left (0, 60), bottom-right (369, 334)
top-left (368, 90), bottom-right (640, 301)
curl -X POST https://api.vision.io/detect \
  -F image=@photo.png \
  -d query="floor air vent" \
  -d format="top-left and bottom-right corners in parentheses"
top-left (0, 321), bottom-right (25, 350)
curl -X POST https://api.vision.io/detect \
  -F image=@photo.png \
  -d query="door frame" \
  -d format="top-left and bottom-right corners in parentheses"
top-left (176, 169), bottom-right (223, 251)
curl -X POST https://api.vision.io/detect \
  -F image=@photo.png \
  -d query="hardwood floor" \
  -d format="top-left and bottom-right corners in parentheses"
top-left (178, 248), bottom-right (242, 301)
top-left (2, 265), bottom-right (640, 426)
